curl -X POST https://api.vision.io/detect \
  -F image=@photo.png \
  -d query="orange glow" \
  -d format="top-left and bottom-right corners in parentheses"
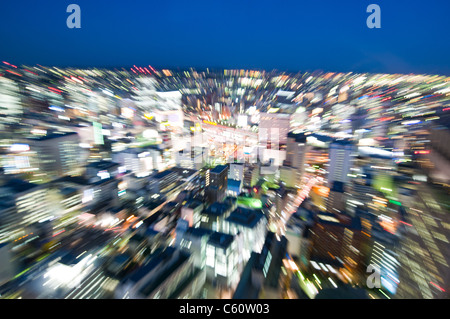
top-left (203, 120), bottom-right (217, 126)
top-left (312, 186), bottom-right (330, 198)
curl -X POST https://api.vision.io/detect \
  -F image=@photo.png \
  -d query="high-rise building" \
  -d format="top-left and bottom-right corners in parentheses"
top-left (147, 169), bottom-right (179, 194)
top-left (327, 139), bottom-right (355, 186)
top-left (326, 181), bottom-right (346, 214)
top-left (85, 160), bottom-right (120, 182)
top-left (228, 163), bottom-right (244, 182)
top-left (369, 224), bottom-right (401, 296)
top-left (205, 165), bottom-right (228, 204)
top-left (285, 132), bottom-right (307, 168)
top-left (0, 178), bottom-right (53, 243)
top-left (198, 200), bottom-right (235, 232)
top-left (133, 78), bottom-right (184, 128)
top-left (0, 77), bottom-right (22, 123)
top-left (308, 212), bottom-right (368, 283)
top-left (115, 247), bottom-right (205, 299)
top-left (283, 132), bottom-right (309, 188)
top-left (233, 232), bottom-right (288, 299)
top-left (223, 207), bottom-right (267, 263)
top-left (28, 132), bottom-right (81, 180)
top-left (205, 231), bottom-right (240, 288)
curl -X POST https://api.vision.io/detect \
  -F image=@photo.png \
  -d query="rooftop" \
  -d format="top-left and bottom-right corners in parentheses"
top-left (204, 202), bottom-right (232, 216)
top-left (138, 249), bottom-right (191, 297)
top-left (331, 138), bottom-right (354, 146)
top-left (208, 231), bottom-right (234, 249)
top-left (210, 165), bottom-right (228, 174)
top-left (152, 169), bottom-right (176, 180)
top-left (184, 199), bottom-right (203, 210)
top-left (227, 179), bottom-right (242, 189)
top-left (226, 207), bottom-right (265, 228)
top-left (184, 227), bottom-right (213, 238)
top-left (287, 131), bottom-right (307, 143)
top-left (86, 160), bottom-right (120, 170)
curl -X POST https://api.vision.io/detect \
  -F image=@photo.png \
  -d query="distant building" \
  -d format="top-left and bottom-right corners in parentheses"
top-left (148, 169), bottom-right (178, 194)
top-left (175, 148), bottom-right (207, 170)
top-left (286, 132), bottom-right (308, 168)
top-left (178, 227), bottom-right (212, 269)
top-left (285, 213), bottom-right (308, 261)
top-left (47, 181), bottom-right (83, 221)
top-left (369, 223), bottom-right (401, 296)
top-left (177, 227), bottom-right (242, 289)
top-left (0, 77), bottom-right (22, 123)
top-left (228, 163), bottom-right (244, 182)
top-left (85, 160), bottom-right (120, 183)
top-left (28, 131), bottom-right (81, 180)
top-left (112, 148), bottom-right (160, 177)
top-left (0, 178), bottom-right (53, 243)
top-left (327, 139), bottom-right (355, 186)
top-left (326, 181), bottom-right (346, 214)
top-left (55, 167), bottom-right (120, 211)
top-left (253, 232), bottom-right (288, 290)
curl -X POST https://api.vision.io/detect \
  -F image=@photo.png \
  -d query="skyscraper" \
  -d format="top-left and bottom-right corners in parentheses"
top-left (0, 178), bottom-right (52, 243)
top-left (28, 132), bottom-right (81, 180)
top-left (327, 139), bottom-right (355, 186)
top-left (283, 132), bottom-right (309, 188)
top-left (205, 165), bottom-right (228, 204)
top-left (0, 77), bottom-right (22, 123)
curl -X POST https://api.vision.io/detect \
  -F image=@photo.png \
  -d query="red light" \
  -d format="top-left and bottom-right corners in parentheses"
top-left (399, 220), bottom-right (412, 227)
top-left (24, 69), bottom-right (38, 75)
top-left (430, 281), bottom-right (446, 292)
top-left (6, 70), bottom-right (21, 76)
top-left (48, 86), bottom-right (62, 93)
top-left (52, 229), bottom-right (65, 237)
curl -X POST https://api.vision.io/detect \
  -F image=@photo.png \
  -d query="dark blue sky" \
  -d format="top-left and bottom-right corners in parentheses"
top-left (1, 0), bottom-right (449, 75)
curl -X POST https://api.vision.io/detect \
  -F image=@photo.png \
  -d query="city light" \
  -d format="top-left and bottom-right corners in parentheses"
top-left (0, 2), bottom-right (449, 303)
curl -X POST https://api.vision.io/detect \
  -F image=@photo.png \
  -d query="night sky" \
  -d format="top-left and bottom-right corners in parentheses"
top-left (1, 0), bottom-right (449, 75)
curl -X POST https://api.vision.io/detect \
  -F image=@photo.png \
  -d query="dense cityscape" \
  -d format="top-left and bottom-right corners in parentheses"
top-left (0, 63), bottom-right (448, 300)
